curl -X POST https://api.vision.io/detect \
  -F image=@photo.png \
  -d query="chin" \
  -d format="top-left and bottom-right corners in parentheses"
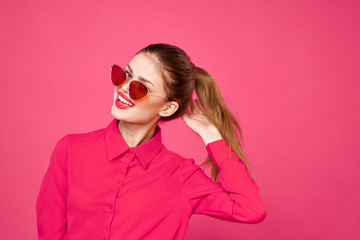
top-left (110, 105), bottom-right (132, 123)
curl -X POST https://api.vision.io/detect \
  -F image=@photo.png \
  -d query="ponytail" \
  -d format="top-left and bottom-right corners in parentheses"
top-left (138, 43), bottom-right (257, 183)
top-left (193, 67), bottom-right (255, 182)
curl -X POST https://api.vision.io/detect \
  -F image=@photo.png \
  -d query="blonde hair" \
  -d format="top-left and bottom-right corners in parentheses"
top-left (194, 67), bottom-right (253, 181)
top-left (138, 43), bottom-right (255, 182)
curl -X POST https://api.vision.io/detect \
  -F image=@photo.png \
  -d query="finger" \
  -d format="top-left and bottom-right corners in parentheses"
top-left (190, 99), bottom-right (200, 114)
top-left (193, 99), bottom-right (205, 115)
top-left (183, 103), bottom-right (192, 116)
top-left (188, 98), bottom-right (195, 114)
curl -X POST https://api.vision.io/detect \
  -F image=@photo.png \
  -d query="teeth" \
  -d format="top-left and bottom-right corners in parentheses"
top-left (118, 95), bottom-right (134, 107)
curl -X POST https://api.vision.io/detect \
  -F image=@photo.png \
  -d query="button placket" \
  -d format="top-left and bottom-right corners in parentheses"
top-left (102, 151), bottom-right (134, 239)
top-left (126, 150), bottom-right (134, 162)
top-left (115, 151), bottom-right (133, 186)
top-left (106, 197), bottom-right (115, 213)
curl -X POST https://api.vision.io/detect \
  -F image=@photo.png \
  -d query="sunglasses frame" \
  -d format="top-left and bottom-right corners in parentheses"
top-left (111, 64), bottom-right (169, 101)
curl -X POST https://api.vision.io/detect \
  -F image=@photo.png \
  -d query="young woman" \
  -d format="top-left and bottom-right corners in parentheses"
top-left (36, 43), bottom-right (267, 240)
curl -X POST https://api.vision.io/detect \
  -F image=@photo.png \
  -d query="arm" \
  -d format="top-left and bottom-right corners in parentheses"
top-left (207, 139), bottom-right (266, 223)
top-left (36, 135), bottom-right (69, 240)
top-left (178, 141), bottom-right (266, 223)
top-left (181, 100), bottom-right (266, 223)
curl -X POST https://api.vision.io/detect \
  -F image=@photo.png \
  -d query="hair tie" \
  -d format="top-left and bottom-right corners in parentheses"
top-left (191, 63), bottom-right (195, 72)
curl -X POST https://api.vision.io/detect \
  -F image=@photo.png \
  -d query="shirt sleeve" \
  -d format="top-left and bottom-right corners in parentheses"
top-left (36, 135), bottom-right (69, 240)
top-left (178, 139), bottom-right (267, 224)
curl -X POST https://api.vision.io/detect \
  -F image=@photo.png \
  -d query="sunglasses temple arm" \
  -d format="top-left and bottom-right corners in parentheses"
top-left (147, 93), bottom-right (170, 101)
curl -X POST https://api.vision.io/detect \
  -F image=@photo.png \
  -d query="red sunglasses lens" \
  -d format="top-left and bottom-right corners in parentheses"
top-left (129, 81), bottom-right (148, 100)
top-left (111, 65), bottom-right (126, 86)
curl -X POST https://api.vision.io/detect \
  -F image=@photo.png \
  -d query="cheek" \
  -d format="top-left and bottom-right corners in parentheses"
top-left (135, 98), bottom-right (164, 113)
top-left (112, 89), bottom-right (118, 102)
top-left (134, 99), bottom-right (166, 119)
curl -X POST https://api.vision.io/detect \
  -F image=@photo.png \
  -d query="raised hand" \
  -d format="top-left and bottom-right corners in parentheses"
top-left (182, 99), bottom-right (223, 145)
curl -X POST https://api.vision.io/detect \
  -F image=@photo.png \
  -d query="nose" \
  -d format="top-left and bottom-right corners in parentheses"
top-left (120, 79), bottom-right (130, 93)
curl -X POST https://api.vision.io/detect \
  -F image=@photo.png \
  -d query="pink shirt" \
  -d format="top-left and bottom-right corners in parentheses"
top-left (36, 118), bottom-right (266, 240)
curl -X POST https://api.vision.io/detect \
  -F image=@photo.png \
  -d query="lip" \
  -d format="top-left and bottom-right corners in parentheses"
top-left (115, 92), bottom-right (134, 110)
top-left (115, 94), bottom-right (132, 109)
top-left (118, 91), bottom-right (135, 106)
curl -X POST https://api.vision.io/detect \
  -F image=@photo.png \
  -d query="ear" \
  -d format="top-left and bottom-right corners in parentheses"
top-left (159, 101), bottom-right (179, 117)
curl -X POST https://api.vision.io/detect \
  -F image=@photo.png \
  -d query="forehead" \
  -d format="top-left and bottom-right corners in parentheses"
top-left (128, 53), bottom-right (164, 88)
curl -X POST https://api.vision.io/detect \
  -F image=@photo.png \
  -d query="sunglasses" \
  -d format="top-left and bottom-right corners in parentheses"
top-left (111, 64), bottom-right (169, 101)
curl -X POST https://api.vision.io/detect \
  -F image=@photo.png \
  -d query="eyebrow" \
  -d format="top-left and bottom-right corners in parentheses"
top-left (126, 64), bottom-right (154, 87)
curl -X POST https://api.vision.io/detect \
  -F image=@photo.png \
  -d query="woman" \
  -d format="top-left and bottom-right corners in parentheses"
top-left (36, 43), bottom-right (267, 240)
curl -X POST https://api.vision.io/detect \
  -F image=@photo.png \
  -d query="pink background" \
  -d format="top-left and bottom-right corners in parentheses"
top-left (1, 0), bottom-right (359, 239)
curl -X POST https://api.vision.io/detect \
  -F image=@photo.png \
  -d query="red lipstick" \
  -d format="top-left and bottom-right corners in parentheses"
top-left (115, 92), bottom-right (134, 109)
top-left (118, 91), bottom-right (135, 106)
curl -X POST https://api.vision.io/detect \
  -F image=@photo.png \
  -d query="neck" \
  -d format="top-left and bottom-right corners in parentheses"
top-left (117, 119), bottom-right (158, 147)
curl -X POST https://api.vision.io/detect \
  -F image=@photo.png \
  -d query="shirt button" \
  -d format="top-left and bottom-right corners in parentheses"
top-left (107, 204), bottom-right (113, 209)
top-left (102, 238), bottom-right (106, 240)
top-left (127, 151), bottom-right (133, 156)
top-left (116, 179), bottom-right (121, 184)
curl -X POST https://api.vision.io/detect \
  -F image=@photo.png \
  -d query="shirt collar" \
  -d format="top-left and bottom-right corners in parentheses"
top-left (104, 118), bottom-right (163, 169)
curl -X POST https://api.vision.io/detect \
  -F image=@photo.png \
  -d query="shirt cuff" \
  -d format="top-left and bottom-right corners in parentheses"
top-left (205, 139), bottom-right (236, 171)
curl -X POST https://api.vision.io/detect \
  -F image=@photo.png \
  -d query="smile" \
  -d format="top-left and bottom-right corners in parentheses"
top-left (118, 95), bottom-right (134, 107)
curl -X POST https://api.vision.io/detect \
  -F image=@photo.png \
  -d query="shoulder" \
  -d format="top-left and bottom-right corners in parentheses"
top-left (159, 147), bottom-right (202, 179)
top-left (164, 149), bottom-right (219, 197)
top-left (156, 146), bottom-right (199, 171)
top-left (159, 146), bottom-right (196, 166)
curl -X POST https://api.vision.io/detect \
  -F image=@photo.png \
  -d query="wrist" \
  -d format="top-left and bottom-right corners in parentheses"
top-left (202, 136), bottom-right (223, 145)
top-left (200, 128), bottom-right (223, 145)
